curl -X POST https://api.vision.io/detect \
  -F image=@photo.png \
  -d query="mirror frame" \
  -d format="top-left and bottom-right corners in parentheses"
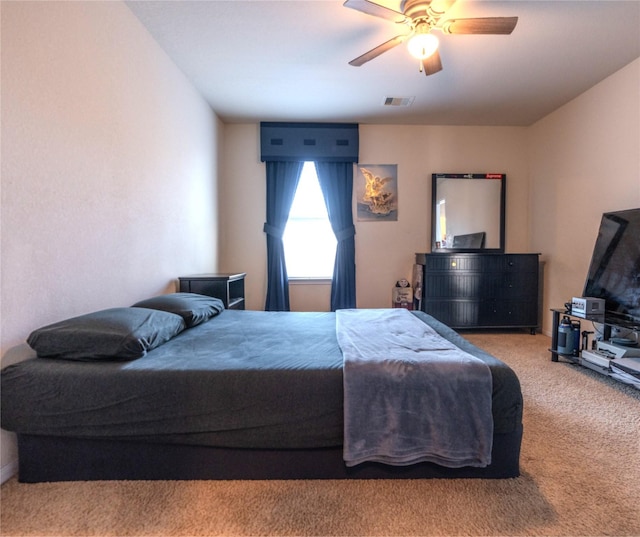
top-left (431, 173), bottom-right (506, 253)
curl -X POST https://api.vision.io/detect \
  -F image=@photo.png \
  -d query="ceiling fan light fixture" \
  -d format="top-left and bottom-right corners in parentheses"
top-left (407, 26), bottom-right (438, 60)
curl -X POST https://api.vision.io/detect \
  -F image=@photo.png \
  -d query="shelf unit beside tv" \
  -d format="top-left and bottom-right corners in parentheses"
top-left (550, 308), bottom-right (639, 388)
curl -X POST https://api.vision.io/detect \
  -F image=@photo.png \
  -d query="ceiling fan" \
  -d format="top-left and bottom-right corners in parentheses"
top-left (344, 0), bottom-right (518, 75)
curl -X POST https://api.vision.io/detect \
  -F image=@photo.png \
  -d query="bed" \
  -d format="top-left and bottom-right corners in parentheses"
top-left (1, 294), bottom-right (523, 482)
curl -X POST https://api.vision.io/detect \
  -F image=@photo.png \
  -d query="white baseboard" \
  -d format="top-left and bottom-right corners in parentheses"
top-left (1, 459), bottom-right (18, 484)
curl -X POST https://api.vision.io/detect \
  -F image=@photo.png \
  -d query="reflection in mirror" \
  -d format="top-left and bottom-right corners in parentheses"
top-left (431, 173), bottom-right (505, 252)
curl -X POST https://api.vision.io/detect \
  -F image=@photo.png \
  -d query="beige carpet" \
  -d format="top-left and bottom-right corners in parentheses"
top-left (2, 332), bottom-right (639, 536)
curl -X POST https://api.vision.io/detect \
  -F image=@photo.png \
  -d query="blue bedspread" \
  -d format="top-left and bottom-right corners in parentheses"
top-left (337, 309), bottom-right (494, 468)
top-left (2, 310), bottom-right (519, 455)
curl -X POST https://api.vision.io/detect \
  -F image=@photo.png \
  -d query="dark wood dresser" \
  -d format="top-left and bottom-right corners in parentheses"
top-left (415, 253), bottom-right (540, 333)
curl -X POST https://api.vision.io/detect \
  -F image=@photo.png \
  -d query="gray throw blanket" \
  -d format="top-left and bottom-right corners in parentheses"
top-left (337, 309), bottom-right (493, 467)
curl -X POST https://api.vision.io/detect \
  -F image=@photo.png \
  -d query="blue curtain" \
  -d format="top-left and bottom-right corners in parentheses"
top-left (263, 161), bottom-right (303, 311)
top-left (315, 162), bottom-right (356, 310)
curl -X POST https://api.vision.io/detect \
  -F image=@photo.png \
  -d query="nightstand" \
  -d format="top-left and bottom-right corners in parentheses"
top-left (178, 273), bottom-right (246, 310)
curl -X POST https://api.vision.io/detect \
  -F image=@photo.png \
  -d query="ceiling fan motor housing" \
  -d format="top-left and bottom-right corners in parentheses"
top-left (403, 0), bottom-right (447, 25)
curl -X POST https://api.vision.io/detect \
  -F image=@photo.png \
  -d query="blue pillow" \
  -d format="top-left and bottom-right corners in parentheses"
top-left (132, 293), bottom-right (224, 328)
top-left (27, 307), bottom-right (186, 361)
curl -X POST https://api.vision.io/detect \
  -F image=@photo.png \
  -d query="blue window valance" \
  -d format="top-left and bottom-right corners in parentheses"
top-left (260, 122), bottom-right (359, 163)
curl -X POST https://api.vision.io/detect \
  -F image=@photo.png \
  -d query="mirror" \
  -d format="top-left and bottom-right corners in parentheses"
top-left (431, 173), bottom-right (505, 252)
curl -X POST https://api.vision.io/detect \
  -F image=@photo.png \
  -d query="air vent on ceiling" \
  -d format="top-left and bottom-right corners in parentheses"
top-left (383, 96), bottom-right (415, 107)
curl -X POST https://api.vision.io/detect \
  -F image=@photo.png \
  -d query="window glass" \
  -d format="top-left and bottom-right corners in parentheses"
top-left (283, 162), bottom-right (337, 278)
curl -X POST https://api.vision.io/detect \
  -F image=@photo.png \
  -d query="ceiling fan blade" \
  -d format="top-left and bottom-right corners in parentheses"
top-left (349, 34), bottom-right (408, 66)
top-left (343, 0), bottom-right (408, 23)
top-left (422, 50), bottom-right (443, 76)
top-left (440, 16), bottom-right (518, 35)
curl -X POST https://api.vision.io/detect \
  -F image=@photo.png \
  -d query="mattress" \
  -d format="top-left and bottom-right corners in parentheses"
top-left (1, 310), bottom-right (522, 449)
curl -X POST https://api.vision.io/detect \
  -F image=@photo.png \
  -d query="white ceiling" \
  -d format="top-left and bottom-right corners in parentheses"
top-left (125, 0), bottom-right (640, 126)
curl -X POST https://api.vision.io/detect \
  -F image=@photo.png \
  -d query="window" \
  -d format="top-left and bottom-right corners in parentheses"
top-left (283, 162), bottom-right (336, 278)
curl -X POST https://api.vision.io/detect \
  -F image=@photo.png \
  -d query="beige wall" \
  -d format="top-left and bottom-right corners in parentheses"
top-left (0, 1), bottom-right (221, 478)
top-left (529, 58), bottom-right (640, 335)
top-left (220, 125), bottom-right (529, 311)
top-left (221, 59), bottom-right (639, 319)
top-left (356, 126), bottom-right (530, 309)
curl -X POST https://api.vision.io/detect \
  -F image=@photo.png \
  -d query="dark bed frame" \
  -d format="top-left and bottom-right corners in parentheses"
top-left (16, 426), bottom-right (522, 482)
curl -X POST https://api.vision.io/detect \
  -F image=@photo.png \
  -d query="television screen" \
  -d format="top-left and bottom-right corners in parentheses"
top-left (583, 208), bottom-right (640, 331)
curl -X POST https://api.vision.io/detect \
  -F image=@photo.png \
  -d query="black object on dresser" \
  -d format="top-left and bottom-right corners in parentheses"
top-left (179, 273), bottom-right (246, 310)
top-left (415, 253), bottom-right (539, 333)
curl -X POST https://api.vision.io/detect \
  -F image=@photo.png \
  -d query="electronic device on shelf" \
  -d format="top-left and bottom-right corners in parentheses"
top-left (582, 208), bottom-right (640, 332)
top-left (581, 349), bottom-right (614, 369)
top-left (596, 340), bottom-right (640, 358)
top-left (581, 339), bottom-right (640, 367)
top-left (610, 357), bottom-right (640, 379)
top-left (570, 297), bottom-right (604, 321)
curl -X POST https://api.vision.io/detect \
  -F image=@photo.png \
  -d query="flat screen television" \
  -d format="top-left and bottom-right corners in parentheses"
top-left (583, 208), bottom-right (640, 331)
